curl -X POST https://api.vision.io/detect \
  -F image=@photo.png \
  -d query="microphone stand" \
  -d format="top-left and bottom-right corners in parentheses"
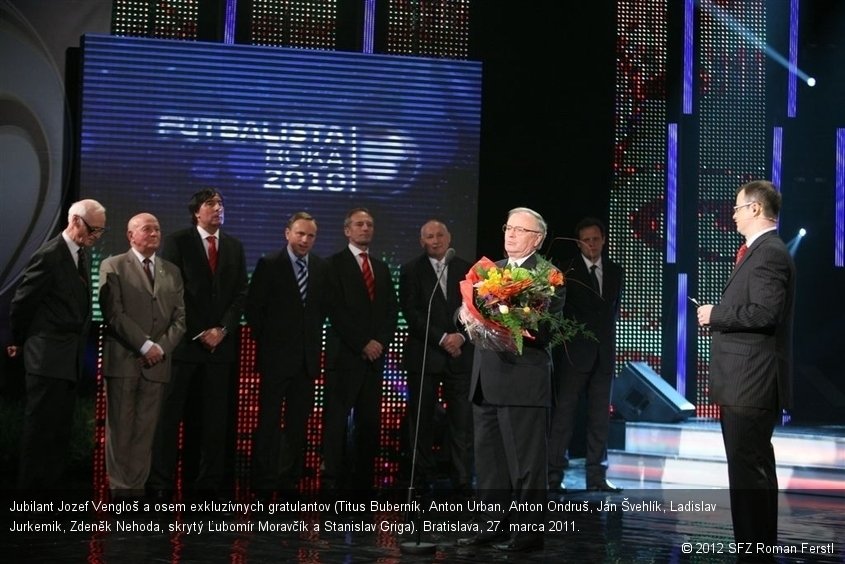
top-left (400, 248), bottom-right (454, 555)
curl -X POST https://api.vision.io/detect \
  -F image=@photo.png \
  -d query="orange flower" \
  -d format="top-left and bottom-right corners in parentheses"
top-left (548, 269), bottom-right (564, 286)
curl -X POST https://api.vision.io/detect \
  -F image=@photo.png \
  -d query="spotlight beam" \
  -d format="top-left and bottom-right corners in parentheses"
top-left (700, 0), bottom-right (814, 85)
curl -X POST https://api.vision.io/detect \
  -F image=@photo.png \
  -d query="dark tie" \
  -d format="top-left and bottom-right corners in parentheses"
top-left (77, 249), bottom-right (87, 285)
top-left (589, 264), bottom-right (601, 296)
top-left (360, 252), bottom-right (375, 301)
top-left (207, 235), bottom-right (218, 273)
top-left (296, 256), bottom-right (308, 303)
top-left (735, 243), bottom-right (748, 266)
top-left (143, 258), bottom-right (155, 290)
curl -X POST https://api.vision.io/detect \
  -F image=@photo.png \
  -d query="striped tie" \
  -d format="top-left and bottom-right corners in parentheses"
top-left (360, 252), bottom-right (375, 301)
top-left (296, 256), bottom-right (308, 303)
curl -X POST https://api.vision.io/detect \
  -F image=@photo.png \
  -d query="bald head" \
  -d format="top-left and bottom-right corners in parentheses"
top-left (127, 213), bottom-right (161, 257)
top-left (419, 220), bottom-right (451, 260)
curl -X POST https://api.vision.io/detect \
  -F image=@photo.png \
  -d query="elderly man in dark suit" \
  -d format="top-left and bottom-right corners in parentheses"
top-left (697, 180), bottom-right (795, 560)
top-left (323, 207), bottom-right (398, 493)
top-left (548, 217), bottom-right (624, 493)
top-left (458, 207), bottom-right (564, 553)
top-left (8, 198), bottom-right (106, 491)
top-left (247, 211), bottom-right (333, 498)
top-left (148, 189), bottom-right (248, 501)
top-left (399, 220), bottom-right (473, 498)
top-left (99, 213), bottom-right (185, 500)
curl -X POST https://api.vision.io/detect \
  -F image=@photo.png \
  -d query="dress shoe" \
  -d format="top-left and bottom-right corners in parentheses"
top-left (456, 532), bottom-right (508, 547)
top-left (587, 479), bottom-right (622, 493)
top-left (492, 535), bottom-right (544, 553)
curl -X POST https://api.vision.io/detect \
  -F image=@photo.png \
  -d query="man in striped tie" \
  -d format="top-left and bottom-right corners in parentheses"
top-left (246, 211), bottom-right (333, 500)
top-left (323, 208), bottom-right (398, 495)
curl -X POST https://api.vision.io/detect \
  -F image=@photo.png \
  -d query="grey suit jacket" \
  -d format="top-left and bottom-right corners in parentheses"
top-left (99, 251), bottom-right (186, 383)
top-left (468, 254), bottom-right (566, 407)
top-left (708, 230), bottom-right (795, 410)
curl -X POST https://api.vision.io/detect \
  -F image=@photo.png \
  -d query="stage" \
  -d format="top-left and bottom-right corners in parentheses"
top-left (2, 420), bottom-right (843, 563)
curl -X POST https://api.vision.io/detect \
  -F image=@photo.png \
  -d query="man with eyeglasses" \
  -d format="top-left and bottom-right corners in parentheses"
top-left (696, 180), bottom-right (795, 558)
top-left (458, 207), bottom-right (564, 553)
top-left (8, 199), bottom-right (107, 490)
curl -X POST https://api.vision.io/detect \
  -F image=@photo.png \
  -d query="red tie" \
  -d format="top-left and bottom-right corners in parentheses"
top-left (360, 252), bottom-right (375, 301)
top-left (735, 243), bottom-right (748, 266)
top-left (207, 235), bottom-right (218, 273)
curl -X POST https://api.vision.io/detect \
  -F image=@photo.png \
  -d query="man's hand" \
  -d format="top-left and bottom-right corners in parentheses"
top-left (361, 340), bottom-right (384, 362)
top-left (142, 344), bottom-right (165, 367)
top-left (440, 333), bottom-right (465, 358)
top-left (697, 304), bottom-right (714, 326)
top-left (199, 327), bottom-right (226, 352)
top-left (6, 345), bottom-right (19, 358)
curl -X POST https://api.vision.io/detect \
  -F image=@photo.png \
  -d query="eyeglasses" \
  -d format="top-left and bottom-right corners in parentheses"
top-left (732, 201), bottom-right (758, 212)
top-left (76, 215), bottom-right (107, 235)
top-left (502, 224), bottom-right (541, 235)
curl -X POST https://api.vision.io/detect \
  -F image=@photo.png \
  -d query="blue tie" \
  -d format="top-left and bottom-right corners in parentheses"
top-left (296, 256), bottom-right (308, 303)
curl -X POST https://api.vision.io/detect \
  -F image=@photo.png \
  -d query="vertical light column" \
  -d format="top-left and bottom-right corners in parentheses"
top-left (676, 273), bottom-right (688, 397)
top-left (667, 123), bottom-right (678, 265)
top-left (683, 0), bottom-right (695, 115)
top-left (362, 0), bottom-right (376, 53)
top-left (836, 129), bottom-right (845, 267)
top-left (771, 126), bottom-right (783, 190)
top-left (223, 0), bottom-right (238, 44)
top-left (787, 0), bottom-right (800, 118)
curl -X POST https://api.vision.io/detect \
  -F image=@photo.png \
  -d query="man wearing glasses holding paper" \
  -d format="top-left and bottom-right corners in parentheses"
top-left (696, 180), bottom-right (795, 560)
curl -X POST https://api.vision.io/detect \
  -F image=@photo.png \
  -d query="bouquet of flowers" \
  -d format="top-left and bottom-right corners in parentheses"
top-left (458, 255), bottom-right (590, 354)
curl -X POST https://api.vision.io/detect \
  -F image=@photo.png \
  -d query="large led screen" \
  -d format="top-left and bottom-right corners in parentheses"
top-left (78, 34), bottom-right (481, 276)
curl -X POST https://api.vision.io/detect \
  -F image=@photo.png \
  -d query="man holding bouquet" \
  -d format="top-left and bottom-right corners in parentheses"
top-left (458, 207), bottom-right (565, 553)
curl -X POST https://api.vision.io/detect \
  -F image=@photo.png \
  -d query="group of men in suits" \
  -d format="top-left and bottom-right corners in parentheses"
top-left (7, 180), bottom-right (794, 556)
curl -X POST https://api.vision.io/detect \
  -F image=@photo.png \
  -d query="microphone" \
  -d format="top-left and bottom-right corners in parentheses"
top-left (401, 247), bottom-right (455, 555)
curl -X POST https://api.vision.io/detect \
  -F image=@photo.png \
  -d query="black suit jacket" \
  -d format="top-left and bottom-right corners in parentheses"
top-left (326, 247), bottom-right (398, 373)
top-left (399, 253), bottom-right (473, 374)
top-left (709, 230), bottom-right (795, 410)
top-left (160, 227), bottom-right (248, 364)
top-left (557, 254), bottom-right (624, 373)
top-left (468, 254), bottom-right (565, 407)
top-left (246, 250), bottom-right (332, 378)
top-left (10, 235), bottom-right (91, 382)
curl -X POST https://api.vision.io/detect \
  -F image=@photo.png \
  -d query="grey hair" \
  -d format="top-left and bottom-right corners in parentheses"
top-left (67, 199), bottom-right (106, 222)
top-left (507, 206), bottom-right (547, 242)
